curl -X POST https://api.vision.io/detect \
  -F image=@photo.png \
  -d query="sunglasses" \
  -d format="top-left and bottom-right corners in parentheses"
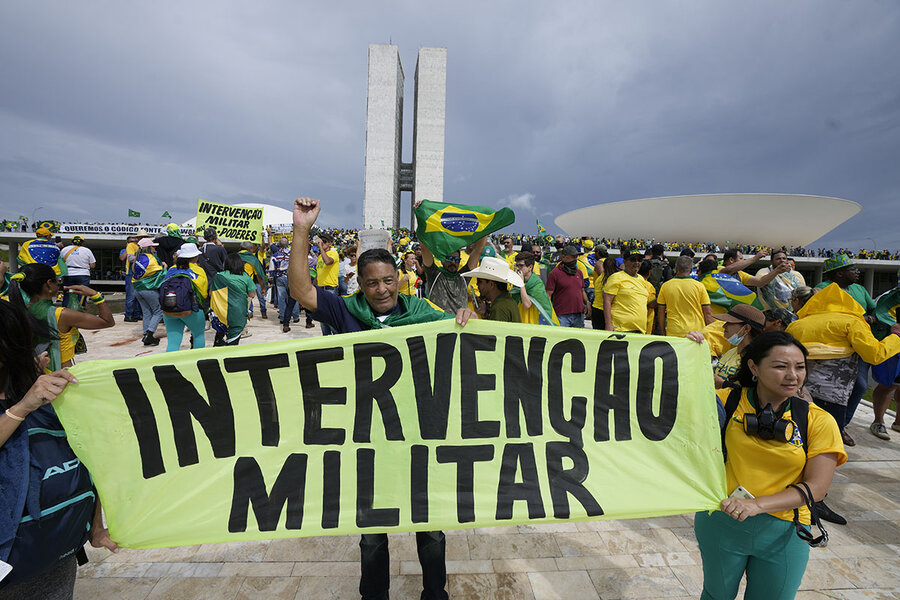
top-left (444, 256), bottom-right (461, 263)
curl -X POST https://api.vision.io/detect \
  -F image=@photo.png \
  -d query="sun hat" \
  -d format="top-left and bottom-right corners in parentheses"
top-left (461, 256), bottom-right (524, 288)
top-left (135, 229), bottom-right (150, 237)
top-left (138, 238), bottom-right (159, 248)
top-left (713, 304), bottom-right (766, 330)
top-left (823, 254), bottom-right (854, 273)
top-left (176, 242), bottom-right (201, 259)
top-left (561, 245), bottom-right (582, 256)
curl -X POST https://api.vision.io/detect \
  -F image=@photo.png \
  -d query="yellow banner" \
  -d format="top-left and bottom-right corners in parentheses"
top-left (195, 199), bottom-right (263, 244)
top-left (55, 321), bottom-right (725, 549)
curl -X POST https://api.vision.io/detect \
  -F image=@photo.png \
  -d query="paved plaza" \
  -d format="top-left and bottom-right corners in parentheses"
top-left (71, 311), bottom-right (900, 599)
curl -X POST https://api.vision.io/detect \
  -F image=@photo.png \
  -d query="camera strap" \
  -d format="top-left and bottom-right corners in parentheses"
top-left (787, 482), bottom-right (828, 547)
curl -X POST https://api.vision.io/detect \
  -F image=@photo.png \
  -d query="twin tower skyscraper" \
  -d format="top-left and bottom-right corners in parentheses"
top-left (363, 45), bottom-right (447, 230)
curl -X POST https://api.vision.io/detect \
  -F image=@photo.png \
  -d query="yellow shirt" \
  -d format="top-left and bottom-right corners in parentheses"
top-left (316, 249), bottom-right (340, 288)
top-left (716, 388), bottom-right (846, 524)
top-left (55, 307), bottom-right (76, 365)
top-left (398, 268), bottom-right (417, 296)
top-left (603, 271), bottom-right (651, 333)
top-left (656, 277), bottom-right (711, 338)
top-left (125, 241), bottom-right (139, 275)
top-left (643, 277), bottom-right (657, 334)
top-left (713, 347), bottom-right (741, 383)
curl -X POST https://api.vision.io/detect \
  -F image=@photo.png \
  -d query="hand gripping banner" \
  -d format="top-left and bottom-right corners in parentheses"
top-left (55, 321), bottom-right (725, 548)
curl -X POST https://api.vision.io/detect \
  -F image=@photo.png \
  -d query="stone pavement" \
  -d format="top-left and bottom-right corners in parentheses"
top-left (70, 311), bottom-right (900, 599)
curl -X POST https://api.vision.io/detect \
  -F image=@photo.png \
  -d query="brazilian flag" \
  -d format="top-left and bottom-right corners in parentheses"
top-left (38, 220), bottom-right (61, 233)
top-left (210, 272), bottom-right (256, 336)
top-left (537, 219), bottom-right (546, 234)
top-left (414, 199), bottom-right (515, 258)
top-left (702, 272), bottom-right (760, 311)
top-left (161, 211), bottom-right (172, 219)
top-left (128, 209), bottom-right (141, 217)
top-left (238, 250), bottom-right (266, 284)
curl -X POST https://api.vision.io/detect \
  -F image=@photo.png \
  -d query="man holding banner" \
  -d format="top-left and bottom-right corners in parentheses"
top-left (288, 197), bottom-right (479, 600)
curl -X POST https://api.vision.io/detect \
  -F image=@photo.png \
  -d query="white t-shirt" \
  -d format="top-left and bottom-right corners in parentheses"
top-left (61, 245), bottom-right (96, 276)
top-left (345, 263), bottom-right (359, 295)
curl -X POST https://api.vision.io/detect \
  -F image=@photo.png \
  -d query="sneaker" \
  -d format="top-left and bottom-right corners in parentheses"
top-left (240, 330), bottom-right (252, 339)
top-left (841, 430), bottom-right (855, 447)
top-left (870, 422), bottom-right (891, 440)
top-left (293, 317), bottom-right (300, 324)
top-left (892, 422), bottom-right (900, 433)
top-left (282, 325), bottom-right (291, 333)
top-left (813, 499), bottom-right (847, 525)
top-left (247, 313), bottom-right (254, 319)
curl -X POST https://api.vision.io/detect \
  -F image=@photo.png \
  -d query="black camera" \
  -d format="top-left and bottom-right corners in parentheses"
top-left (743, 404), bottom-right (795, 443)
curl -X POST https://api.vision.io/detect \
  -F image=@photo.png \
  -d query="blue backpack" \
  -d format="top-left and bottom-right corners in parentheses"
top-left (0, 406), bottom-right (95, 587)
top-left (159, 272), bottom-right (199, 316)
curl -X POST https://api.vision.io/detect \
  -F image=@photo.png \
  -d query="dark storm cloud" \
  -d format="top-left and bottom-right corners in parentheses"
top-left (1, 1), bottom-right (897, 249)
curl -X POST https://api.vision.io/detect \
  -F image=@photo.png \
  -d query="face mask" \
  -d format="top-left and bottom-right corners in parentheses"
top-left (727, 332), bottom-right (745, 346)
top-left (560, 261), bottom-right (577, 275)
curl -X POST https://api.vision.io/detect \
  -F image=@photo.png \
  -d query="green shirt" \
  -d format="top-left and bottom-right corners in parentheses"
top-left (487, 290), bottom-right (521, 323)
top-left (210, 272), bottom-right (256, 333)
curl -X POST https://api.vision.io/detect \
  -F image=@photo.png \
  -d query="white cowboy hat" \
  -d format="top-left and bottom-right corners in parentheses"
top-left (462, 256), bottom-right (524, 288)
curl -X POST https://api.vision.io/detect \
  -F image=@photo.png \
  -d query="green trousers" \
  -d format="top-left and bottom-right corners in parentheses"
top-left (694, 510), bottom-right (810, 600)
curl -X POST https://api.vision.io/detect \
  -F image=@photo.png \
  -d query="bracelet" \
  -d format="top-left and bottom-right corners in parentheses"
top-left (89, 292), bottom-right (105, 304)
top-left (5, 408), bottom-right (25, 422)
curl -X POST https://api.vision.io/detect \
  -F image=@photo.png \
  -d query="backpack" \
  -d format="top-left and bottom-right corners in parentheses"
top-left (647, 257), bottom-right (671, 293)
top-left (159, 273), bottom-right (199, 316)
top-left (721, 387), bottom-right (809, 462)
top-left (0, 407), bottom-right (93, 587)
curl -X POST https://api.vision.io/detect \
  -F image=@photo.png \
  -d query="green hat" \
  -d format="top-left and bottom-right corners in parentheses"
top-left (481, 245), bottom-right (497, 258)
top-left (823, 253), bottom-right (854, 273)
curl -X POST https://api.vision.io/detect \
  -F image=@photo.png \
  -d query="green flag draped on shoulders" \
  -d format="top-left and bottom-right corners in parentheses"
top-left (414, 199), bottom-right (515, 258)
top-left (238, 250), bottom-right (266, 284)
top-left (342, 291), bottom-right (453, 329)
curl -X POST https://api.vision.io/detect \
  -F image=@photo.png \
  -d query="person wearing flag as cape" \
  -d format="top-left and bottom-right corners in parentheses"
top-left (510, 250), bottom-right (559, 325)
top-left (288, 197), bottom-right (478, 600)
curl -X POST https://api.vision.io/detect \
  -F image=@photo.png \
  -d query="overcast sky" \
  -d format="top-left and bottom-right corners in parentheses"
top-left (1, 1), bottom-right (898, 249)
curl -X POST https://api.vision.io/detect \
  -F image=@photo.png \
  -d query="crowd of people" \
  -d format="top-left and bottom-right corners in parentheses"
top-left (1, 200), bottom-right (899, 600)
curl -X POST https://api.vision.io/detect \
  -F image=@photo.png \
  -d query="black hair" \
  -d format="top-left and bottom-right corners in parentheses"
top-left (637, 260), bottom-right (651, 277)
top-left (698, 257), bottom-right (718, 277)
top-left (176, 257), bottom-right (191, 270)
top-left (601, 257), bottom-right (618, 286)
top-left (225, 253), bottom-right (245, 275)
top-left (11, 263), bottom-right (57, 296)
top-left (680, 247), bottom-right (695, 257)
top-left (651, 243), bottom-right (665, 257)
top-left (357, 249), bottom-right (396, 279)
top-left (1, 289), bottom-right (48, 405)
top-left (733, 331), bottom-right (808, 388)
top-left (516, 251), bottom-right (535, 267)
top-left (723, 248), bottom-right (739, 262)
top-left (203, 227), bottom-right (217, 241)
top-left (318, 232), bottom-right (332, 243)
top-left (771, 248), bottom-right (788, 259)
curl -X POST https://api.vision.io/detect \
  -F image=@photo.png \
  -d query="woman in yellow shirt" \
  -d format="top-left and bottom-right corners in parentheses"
top-left (397, 251), bottom-right (419, 296)
top-left (8, 263), bottom-right (115, 370)
top-left (692, 331), bottom-right (845, 599)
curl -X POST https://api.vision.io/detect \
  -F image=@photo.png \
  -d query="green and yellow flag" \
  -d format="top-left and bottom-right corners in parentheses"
top-left (128, 209), bottom-right (141, 218)
top-left (161, 211), bottom-right (172, 219)
top-left (537, 219), bottom-right (546, 234)
top-left (414, 199), bottom-right (515, 258)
